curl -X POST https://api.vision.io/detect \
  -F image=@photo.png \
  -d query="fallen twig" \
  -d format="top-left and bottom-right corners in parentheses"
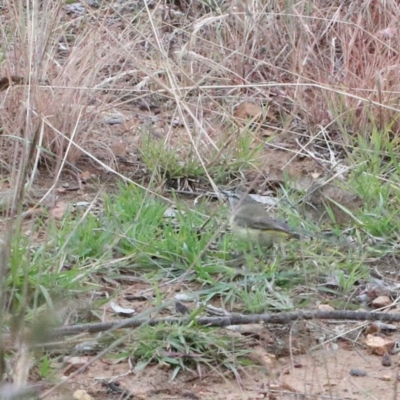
top-left (49, 310), bottom-right (400, 339)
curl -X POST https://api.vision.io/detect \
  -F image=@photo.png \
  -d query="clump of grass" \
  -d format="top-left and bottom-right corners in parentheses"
top-left (138, 127), bottom-right (264, 186)
top-left (102, 185), bottom-right (217, 272)
top-left (139, 134), bottom-right (205, 182)
top-left (125, 323), bottom-right (251, 380)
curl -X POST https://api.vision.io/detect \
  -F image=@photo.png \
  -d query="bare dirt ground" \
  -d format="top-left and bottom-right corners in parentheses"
top-left (47, 342), bottom-right (399, 399)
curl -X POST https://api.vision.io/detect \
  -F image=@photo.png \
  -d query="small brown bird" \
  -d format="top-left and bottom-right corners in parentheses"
top-left (223, 191), bottom-right (300, 247)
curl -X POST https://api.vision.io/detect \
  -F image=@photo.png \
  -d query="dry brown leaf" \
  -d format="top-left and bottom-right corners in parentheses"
top-left (73, 389), bottom-right (94, 400)
top-left (50, 201), bottom-right (68, 220)
top-left (371, 295), bottom-right (392, 308)
top-left (79, 171), bottom-right (92, 183)
top-left (65, 357), bottom-right (91, 376)
top-left (317, 304), bottom-right (335, 312)
top-left (234, 102), bottom-right (277, 124)
top-left (111, 140), bottom-right (127, 157)
top-left (226, 324), bottom-right (272, 341)
top-left (365, 323), bottom-right (381, 335)
top-left (234, 102), bottom-right (263, 119)
top-left (65, 356), bottom-right (91, 366)
top-left (365, 334), bottom-right (395, 356)
top-left (380, 373), bottom-right (392, 381)
top-left (248, 346), bottom-right (277, 369)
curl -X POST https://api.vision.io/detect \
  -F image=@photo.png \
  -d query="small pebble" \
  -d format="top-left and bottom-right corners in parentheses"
top-left (382, 353), bottom-right (392, 367)
top-left (175, 301), bottom-right (190, 315)
top-left (349, 368), bottom-right (367, 377)
top-left (105, 117), bottom-right (123, 125)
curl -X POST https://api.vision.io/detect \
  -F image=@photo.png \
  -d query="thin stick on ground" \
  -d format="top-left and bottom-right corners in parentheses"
top-left (46, 310), bottom-right (400, 339)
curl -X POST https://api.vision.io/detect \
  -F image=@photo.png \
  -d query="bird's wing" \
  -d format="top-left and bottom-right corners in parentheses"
top-left (234, 212), bottom-right (292, 233)
top-left (256, 218), bottom-right (292, 233)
